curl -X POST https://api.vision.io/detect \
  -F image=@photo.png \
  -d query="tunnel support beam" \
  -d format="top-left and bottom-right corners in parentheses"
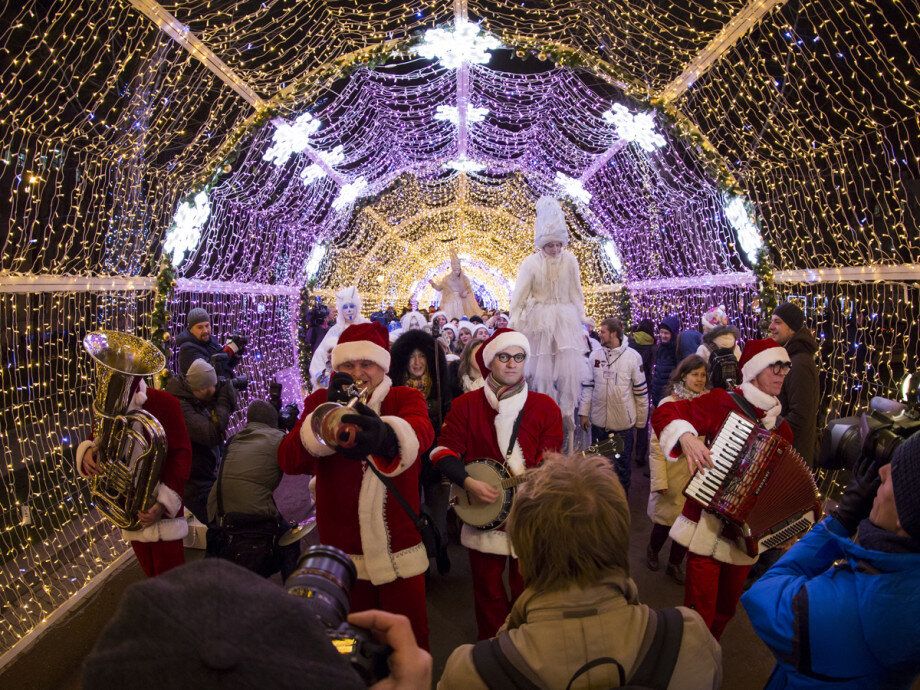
top-left (126, 0), bottom-right (266, 110)
top-left (658, 0), bottom-right (788, 104)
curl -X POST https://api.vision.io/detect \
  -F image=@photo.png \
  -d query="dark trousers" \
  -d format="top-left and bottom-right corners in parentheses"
top-left (648, 523), bottom-right (688, 566)
top-left (591, 425), bottom-right (634, 494)
top-left (634, 419), bottom-right (650, 465)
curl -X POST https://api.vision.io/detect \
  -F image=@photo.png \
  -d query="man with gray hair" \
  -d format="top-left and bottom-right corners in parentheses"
top-left (166, 359), bottom-right (238, 525)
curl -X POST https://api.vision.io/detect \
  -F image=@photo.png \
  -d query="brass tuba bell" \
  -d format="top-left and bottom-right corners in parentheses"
top-left (82, 331), bottom-right (167, 531)
top-left (310, 378), bottom-right (371, 450)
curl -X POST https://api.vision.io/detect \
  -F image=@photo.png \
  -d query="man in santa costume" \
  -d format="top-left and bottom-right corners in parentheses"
top-left (76, 379), bottom-right (192, 577)
top-left (432, 328), bottom-right (563, 640)
top-left (651, 338), bottom-right (793, 639)
top-left (278, 322), bottom-right (434, 648)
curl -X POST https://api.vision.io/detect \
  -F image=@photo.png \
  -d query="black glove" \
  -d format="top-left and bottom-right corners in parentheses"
top-left (327, 372), bottom-right (355, 404)
top-left (224, 334), bottom-right (249, 356)
top-left (338, 413), bottom-right (399, 460)
top-left (832, 452), bottom-right (884, 534)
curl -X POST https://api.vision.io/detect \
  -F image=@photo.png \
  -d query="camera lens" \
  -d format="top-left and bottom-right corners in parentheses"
top-left (285, 545), bottom-right (357, 630)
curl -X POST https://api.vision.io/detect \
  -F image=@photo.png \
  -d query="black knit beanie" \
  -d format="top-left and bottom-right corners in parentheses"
top-left (891, 430), bottom-right (920, 541)
top-left (773, 302), bottom-right (805, 332)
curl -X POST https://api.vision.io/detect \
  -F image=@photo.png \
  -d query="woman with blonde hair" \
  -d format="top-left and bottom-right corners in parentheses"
top-left (646, 354), bottom-right (708, 584)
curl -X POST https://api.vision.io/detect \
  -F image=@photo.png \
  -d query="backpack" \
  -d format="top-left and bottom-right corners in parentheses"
top-left (470, 607), bottom-right (684, 689)
top-left (707, 342), bottom-right (739, 391)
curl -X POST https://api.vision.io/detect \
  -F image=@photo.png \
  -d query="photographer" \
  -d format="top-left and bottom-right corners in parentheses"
top-left (166, 359), bottom-right (238, 525)
top-left (742, 431), bottom-right (920, 688)
top-left (176, 307), bottom-right (248, 378)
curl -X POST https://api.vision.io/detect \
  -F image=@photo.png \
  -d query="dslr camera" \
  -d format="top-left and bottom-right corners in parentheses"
top-left (268, 380), bottom-right (300, 431)
top-left (285, 544), bottom-right (390, 685)
top-left (310, 302), bottom-right (330, 328)
top-left (819, 373), bottom-right (920, 470)
top-left (210, 352), bottom-right (248, 390)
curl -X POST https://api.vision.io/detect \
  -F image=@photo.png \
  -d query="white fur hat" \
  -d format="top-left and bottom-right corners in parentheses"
top-left (400, 310), bottom-right (428, 331)
top-left (335, 285), bottom-right (362, 312)
top-left (534, 196), bottom-right (568, 249)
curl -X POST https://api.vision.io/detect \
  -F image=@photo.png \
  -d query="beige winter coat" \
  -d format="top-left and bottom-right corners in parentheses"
top-left (647, 394), bottom-right (698, 526)
top-left (439, 574), bottom-right (722, 689)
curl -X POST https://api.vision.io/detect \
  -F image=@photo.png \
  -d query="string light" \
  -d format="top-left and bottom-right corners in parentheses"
top-left (262, 113), bottom-right (322, 167)
top-left (414, 19), bottom-right (503, 69)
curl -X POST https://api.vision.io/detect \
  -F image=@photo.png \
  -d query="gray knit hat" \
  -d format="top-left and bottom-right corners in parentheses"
top-left (187, 307), bottom-right (211, 329)
top-left (83, 559), bottom-right (363, 689)
top-left (247, 400), bottom-right (278, 428)
top-left (186, 359), bottom-right (217, 391)
top-left (891, 430), bottom-right (920, 541)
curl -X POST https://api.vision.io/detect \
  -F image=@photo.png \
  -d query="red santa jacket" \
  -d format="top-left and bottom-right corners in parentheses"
top-left (278, 377), bottom-right (434, 585)
top-left (432, 384), bottom-right (563, 555)
top-left (651, 382), bottom-right (793, 564)
top-left (76, 386), bottom-right (192, 543)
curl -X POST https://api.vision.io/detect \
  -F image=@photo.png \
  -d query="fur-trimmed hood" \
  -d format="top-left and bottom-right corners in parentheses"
top-left (389, 329), bottom-right (450, 405)
top-left (702, 324), bottom-right (740, 347)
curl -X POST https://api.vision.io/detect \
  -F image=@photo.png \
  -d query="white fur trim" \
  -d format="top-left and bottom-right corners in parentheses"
top-left (366, 377), bottom-right (391, 413)
top-left (482, 331), bottom-right (531, 368)
top-left (668, 511), bottom-right (756, 565)
top-left (128, 379), bottom-right (147, 412)
top-left (482, 383), bottom-right (529, 476)
top-left (332, 339), bottom-right (391, 372)
top-left (741, 345), bottom-right (789, 382)
top-left (122, 517), bottom-right (189, 543)
top-left (373, 415), bottom-right (419, 477)
top-left (300, 411), bottom-right (336, 457)
top-left (75, 440), bottom-right (96, 478)
top-left (308, 475), bottom-right (317, 497)
top-left (457, 320), bottom-right (475, 336)
top-left (461, 523), bottom-right (517, 557)
top-left (155, 483), bottom-right (182, 518)
top-left (348, 543), bottom-right (429, 582)
top-left (658, 420), bottom-right (698, 459)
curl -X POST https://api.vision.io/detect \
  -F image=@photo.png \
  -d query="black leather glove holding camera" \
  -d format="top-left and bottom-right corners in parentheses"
top-left (223, 334), bottom-right (249, 356)
top-left (328, 372), bottom-right (356, 404)
top-left (832, 452), bottom-right (884, 535)
top-left (338, 412), bottom-right (400, 461)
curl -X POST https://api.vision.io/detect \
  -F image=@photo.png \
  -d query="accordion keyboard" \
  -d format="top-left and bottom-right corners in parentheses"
top-left (684, 412), bottom-right (757, 506)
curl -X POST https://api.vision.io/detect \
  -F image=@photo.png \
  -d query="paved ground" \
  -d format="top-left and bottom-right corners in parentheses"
top-left (7, 464), bottom-right (781, 688)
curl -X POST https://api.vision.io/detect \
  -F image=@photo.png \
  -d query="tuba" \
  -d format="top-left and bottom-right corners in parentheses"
top-left (82, 331), bottom-right (167, 531)
top-left (310, 377), bottom-right (371, 450)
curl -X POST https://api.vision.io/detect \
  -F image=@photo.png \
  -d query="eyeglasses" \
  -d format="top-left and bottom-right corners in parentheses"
top-left (770, 361), bottom-right (792, 374)
top-left (495, 352), bottom-right (526, 363)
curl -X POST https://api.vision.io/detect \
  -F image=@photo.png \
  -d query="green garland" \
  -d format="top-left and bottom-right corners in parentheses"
top-left (149, 255), bottom-right (177, 388)
top-left (616, 286), bottom-right (632, 331)
top-left (297, 286), bottom-right (315, 393)
top-left (754, 245), bottom-right (778, 334)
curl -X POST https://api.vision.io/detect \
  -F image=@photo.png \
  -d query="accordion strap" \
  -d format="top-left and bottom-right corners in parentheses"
top-left (728, 391), bottom-right (762, 428)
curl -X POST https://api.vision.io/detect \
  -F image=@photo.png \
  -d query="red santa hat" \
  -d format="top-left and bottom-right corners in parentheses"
top-left (739, 338), bottom-right (790, 382)
top-left (332, 322), bottom-right (391, 372)
top-left (475, 328), bottom-right (531, 374)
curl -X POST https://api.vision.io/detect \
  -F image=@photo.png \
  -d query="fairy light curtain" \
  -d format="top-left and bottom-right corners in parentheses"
top-left (1, 0), bottom-right (919, 659)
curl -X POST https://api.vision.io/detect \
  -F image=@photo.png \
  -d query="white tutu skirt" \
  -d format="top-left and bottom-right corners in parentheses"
top-left (517, 302), bottom-right (585, 416)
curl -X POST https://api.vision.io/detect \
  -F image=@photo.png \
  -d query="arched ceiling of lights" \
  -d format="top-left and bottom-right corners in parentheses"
top-left (1, 0), bottom-right (918, 303)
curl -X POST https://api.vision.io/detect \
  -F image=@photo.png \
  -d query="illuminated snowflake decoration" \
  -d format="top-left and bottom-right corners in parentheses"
top-left (555, 172), bottom-right (592, 204)
top-left (301, 243), bottom-right (327, 280)
top-left (414, 20), bottom-right (502, 69)
top-left (263, 112), bottom-right (322, 167)
top-left (333, 177), bottom-right (369, 211)
top-left (603, 104), bottom-right (666, 153)
top-left (444, 157), bottom-right (486, 173)
top-left (164, 191), bottom-right (210, 266)
top-left (435, 104), bottom-right (489, 126)
top-left (603, 240), bottom-right (624, 275)
top-left (300, 145), bottom-right (346, 185)
top-left (724, 194), bottom-right (763, 263)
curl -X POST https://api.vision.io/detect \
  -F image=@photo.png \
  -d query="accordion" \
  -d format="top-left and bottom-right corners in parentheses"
top-left (684, 411), bottom-right (822, 557)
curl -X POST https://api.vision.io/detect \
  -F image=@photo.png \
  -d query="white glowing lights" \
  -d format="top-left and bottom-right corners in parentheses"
top-left (724, 195), bottom-right (763, 263)
top-left (302, 243), bottom-right (327, 280)
top-left (263, 112), bottom-right (322, 167)
top-left (300, 145), bottom-right (345, 184)
top-left (603, 240), bottom-right (624, 275)
top-left (445, 157), bottom-right (486, 173)
top-left (414, 20), bottom-right (502, 69)
top-left (555, 172), bottom-right (592, 204)
top-left (333, 177), bottom-right (369, 211)
top-left (603, 104), bottom-right (666, 153)
top-left (435, 104), bottom-right (489, 125)
top-left (164, 191), bottom-right (210, 266)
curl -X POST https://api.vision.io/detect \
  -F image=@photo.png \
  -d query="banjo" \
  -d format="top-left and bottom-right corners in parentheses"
top-left (449, 435), bottom-right (625, 530)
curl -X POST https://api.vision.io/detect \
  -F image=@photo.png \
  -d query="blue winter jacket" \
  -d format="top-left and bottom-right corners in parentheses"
top-left (649, 316), bottom-right (680, 406)
top-left (741, 516), bottom-right (920, 689)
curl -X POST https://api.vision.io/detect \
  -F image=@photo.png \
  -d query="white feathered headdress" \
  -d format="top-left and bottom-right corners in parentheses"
top-left (335, 285), bottom-right (363, 326)
top-left (534, 196), bottom-right (568, 249)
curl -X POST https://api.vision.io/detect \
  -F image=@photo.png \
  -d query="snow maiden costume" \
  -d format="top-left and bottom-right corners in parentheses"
top-left (509, 196), bottom-right (590, 436)
top-left (429, 250), bottom-right (481, 320)
top-left (308, 285), bottom-right (370, 389)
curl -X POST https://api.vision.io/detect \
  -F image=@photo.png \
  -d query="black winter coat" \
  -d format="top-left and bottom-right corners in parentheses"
top-left (176, 329), bottom-right (240, 377)
top-left (779, 327), bottom-right (821, 467)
